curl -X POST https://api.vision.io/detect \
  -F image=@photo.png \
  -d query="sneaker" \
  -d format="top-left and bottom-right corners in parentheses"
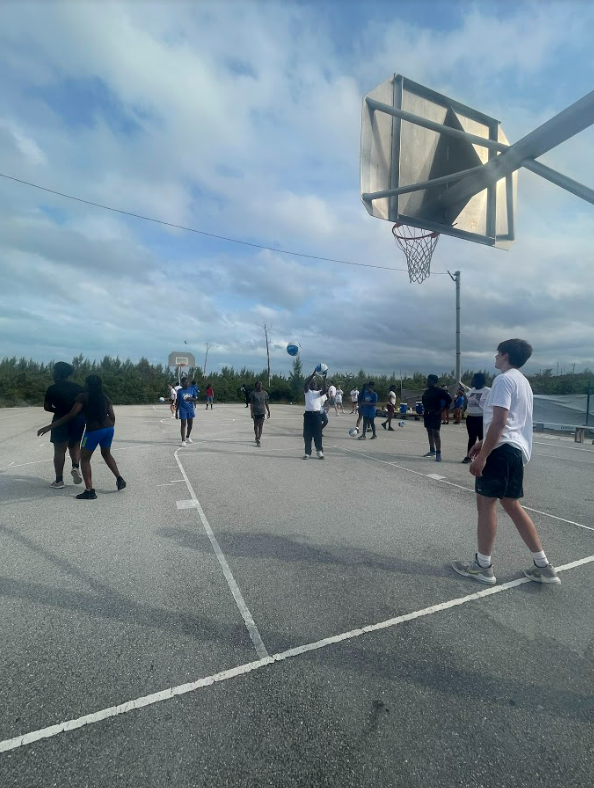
top-left (435, 452), bottom-right (442, 462)
top-left (423, 451), bottom-right (436, 458)
top-left (116, 477), bottom-right (127, 491)
top-left (358, 435), bottom-right (366, 440)
top-left (523, 563), bottom-right (561, 584)
top-left (388, 427), bottom-right (395, 431)
top-left (50, 480), bottom-right (65, 489)
top-left (317, 450), bottom-right (325, 459)
top-left (370, 435), bottom-right (377, 440)
top-left (381, 423), bottom-right (387, 430)
top-left (303, 454), bottom-right (310, 460)
top-left (186, 437), bottom-right (193, 443)
top-left (181, 440), bottom-right (187, 446)
top-left (256, 439), bottom-right (261, 447)
top-left (452, 557), bottom-right (496, 585)
top-left (461, 457), bottom-right (471, 464)
top-left (71, 467), bottom-right (83, 484)
top-left (76, 489), bottom-right (97, 500)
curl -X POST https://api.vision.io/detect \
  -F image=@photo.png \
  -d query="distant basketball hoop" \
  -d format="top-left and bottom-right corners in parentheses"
top-left (392, 223), bottom-right (440, 284)
top-left (168, 350), bottom-right (196, 384)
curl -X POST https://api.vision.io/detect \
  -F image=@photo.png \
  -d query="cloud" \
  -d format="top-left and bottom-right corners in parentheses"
top-left (0, 0), bottom-right (593, 376)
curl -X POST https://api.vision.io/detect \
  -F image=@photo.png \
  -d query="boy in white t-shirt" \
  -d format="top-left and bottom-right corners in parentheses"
top-left (334, 386), bottom-right (344, 414)
top-left (452, 338), bottom-right (560, 586)
top-left (381, 385), bottom-right (397, 431)
top-left (302, 368), bottom-right (328, 459)
top-left (350, 388), bottom-right (359, 413)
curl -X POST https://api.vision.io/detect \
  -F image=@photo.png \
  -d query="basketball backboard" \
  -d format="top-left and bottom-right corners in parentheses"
top-left (168, 351), bottom-right (196, 369)
top-left (361, 75), bottom-right (516, 248)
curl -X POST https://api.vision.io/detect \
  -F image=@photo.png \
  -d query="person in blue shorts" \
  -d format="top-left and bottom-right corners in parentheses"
top-left (43, 361), bottom-right (85, 489)
top-left (38, 375), bottom-right (125, 500)
top-left (358, 381), bottom-right (378, 439)
top-left (176, 377), bottom-right (198, 445)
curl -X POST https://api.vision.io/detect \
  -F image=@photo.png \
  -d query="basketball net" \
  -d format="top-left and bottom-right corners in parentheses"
top-left (392, 223), bottom-right (440, 284)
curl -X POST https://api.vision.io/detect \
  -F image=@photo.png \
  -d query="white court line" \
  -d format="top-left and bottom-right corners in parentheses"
top-left (174, 448), bottom-right (268, 659)
top-left (335, 444), bottom-right (594, 533)
top-left (1, 553), bottom-right (592, 755)
top-left (534, 440), bottom-right (594, 454)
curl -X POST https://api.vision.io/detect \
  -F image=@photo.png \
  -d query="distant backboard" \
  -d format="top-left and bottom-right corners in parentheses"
top-left (361, 75), bottom-right (516, 248)
top-left (168, 351), bottom-right (196, 368)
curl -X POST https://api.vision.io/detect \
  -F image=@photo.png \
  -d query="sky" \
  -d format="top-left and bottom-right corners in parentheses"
top-left (1, 0), bottom-right (593, 378)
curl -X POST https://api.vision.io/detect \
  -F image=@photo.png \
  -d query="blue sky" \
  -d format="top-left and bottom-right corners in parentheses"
top-left (1, 0), bottom-right (593, 377)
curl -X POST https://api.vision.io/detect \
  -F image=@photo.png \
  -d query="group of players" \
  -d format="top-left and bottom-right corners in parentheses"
top-left (33, 337), bottom-right (561, 586)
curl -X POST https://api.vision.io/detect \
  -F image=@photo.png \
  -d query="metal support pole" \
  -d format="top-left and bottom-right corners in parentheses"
top-left (586, 382), bottom-right (591, 427)
top-left (437, 88), bottom-right (594, 216)
top-left (448, 270), bottom-right (461, 383)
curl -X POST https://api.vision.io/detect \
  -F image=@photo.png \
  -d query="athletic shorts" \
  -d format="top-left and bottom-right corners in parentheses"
top-left (178, 407), bottom-right (195, 420)
top-left (51, 414), bottom-right (86, 445)
top-left (358, 405), bottom-right (364, 415)
top-left (253, 413), bottom-right (265, 420)
top-left (206, 396), bottom-right (214, 403)
top-left (387, 403), bottom-right (395, 415)
top-left (423, 413), bottom-right (441, 431)
top-left (475, 444), bottom-right (524, 500)
top-left (81, 427), bottom-right (114, 453)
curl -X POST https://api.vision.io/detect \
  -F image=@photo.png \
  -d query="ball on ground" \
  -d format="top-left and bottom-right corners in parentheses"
top-left (398, 420), bottom-right (405, 427)
top-left (348, 427), bottom-right (359, 437)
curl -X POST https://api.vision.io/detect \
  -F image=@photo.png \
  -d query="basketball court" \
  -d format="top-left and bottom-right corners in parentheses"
top-left (1, 404), bottom-right (592, 786)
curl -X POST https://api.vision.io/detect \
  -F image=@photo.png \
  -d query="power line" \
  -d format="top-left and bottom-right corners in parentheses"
top-left (0, 171), bottom-right (450, 275)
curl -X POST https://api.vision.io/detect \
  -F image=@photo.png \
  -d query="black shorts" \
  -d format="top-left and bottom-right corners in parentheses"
top-left (423, 413), bottom-right (441, 431)
top-left (50, 414), bottom-right (86, 445)
top-left (475, 444), bottom-right (524, 500)
top-left (253, 413), bottom-right (265, 420)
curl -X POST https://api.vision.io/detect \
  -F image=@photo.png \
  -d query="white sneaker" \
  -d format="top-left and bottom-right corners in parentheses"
top-left (186, 437), bottom-right (193, 443)
top-left (303, 454), bottom-right (310, 460)
top-left (71, 467), bottom-right (83, 484)
top-left (50, 480), bottom-right (65, 489)
top-left (181, 440), bottom-right (187, 446)
top-left (317, 450), bottom-right (325, 459)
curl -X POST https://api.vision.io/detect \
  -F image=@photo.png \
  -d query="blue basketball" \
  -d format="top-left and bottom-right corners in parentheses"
top-left (287, 343), bottom-right (300, 357)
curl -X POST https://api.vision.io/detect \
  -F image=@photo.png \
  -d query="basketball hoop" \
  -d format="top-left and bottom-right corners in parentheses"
top-left (392, 223), bottom-right (440, 284)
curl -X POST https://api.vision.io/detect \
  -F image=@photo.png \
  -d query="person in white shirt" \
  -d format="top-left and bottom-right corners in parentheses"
top-left (302, 368), bottom-right (328, 459)
top-left (350, 388), bottom-right (359, 414)
top-left (459, 373), bottom-right (491, 463)
top-left (334, 386), bottom-right (344, 414)
top-left (326, 382), bottom-right (337, 414)
top-left (381, 385), bottom-right (397, 431)
top-left (452, 339), bottom-right (560, 586)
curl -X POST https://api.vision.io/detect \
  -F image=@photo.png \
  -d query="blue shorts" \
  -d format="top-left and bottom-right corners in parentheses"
top-left (51, 414), bottom-right (86, 446)
top-left (178, 407), bottom-right (195, 420)
top-left (81, 427), bottom-right (114, 452)
top-left (206, 396), bottom-right (213, 403)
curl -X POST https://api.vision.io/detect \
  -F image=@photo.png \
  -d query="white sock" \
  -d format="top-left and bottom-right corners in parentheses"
top-left (476, 552), bottom-right (491, 568)
top-left (531, 550), bottom-right (548, 568)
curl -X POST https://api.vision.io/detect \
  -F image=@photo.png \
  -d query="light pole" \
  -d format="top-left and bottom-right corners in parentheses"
top-left (447, 270), bottom-right (461, 383)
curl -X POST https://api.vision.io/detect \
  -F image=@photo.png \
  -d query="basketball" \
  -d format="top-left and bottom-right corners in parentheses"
top-left (315, 363), bottom-right (328, 374)
top-left (348, 427), bottom-right (359, 437)
top-left (159, 397), bottom-right (165, 402)
top-left (286, 343), bottom-right (300, 357)
top-left (398, 420), bottom-right (405, 427)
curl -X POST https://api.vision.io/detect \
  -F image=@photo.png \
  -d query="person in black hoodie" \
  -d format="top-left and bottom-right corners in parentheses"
top-left (43, 362), bottom-right (85, 489)
top-left (422, 375), bottom-right (451, 462)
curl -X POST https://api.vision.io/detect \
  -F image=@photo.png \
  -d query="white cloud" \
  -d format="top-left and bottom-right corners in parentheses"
top-left (0, 0), bottom-right (593, 376)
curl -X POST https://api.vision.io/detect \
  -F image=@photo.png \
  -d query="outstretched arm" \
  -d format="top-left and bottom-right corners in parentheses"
top-left (304, 370), bottom-right (316, 393)
top-left (37, 401), bottom-right (83, 436)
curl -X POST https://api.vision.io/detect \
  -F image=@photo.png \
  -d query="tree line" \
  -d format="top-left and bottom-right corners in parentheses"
top-left (0, 354), bottom-right (591, 408)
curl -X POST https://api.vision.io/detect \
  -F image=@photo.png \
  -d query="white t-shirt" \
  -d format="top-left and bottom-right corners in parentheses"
top-left (350, 389), bottom-right (359, 402)
top-left (388, 391), bottom-right (396, 407)
top-left (466, 386), bottom-right (491, 417)
top-left (483, 369), bottom-right (533, 463)
top-left (304, 390), bottom-right (324, 412)
top-left (335, 388), bottom-right (343, 403)
top-left (327, 385), bottom-right (337, 398)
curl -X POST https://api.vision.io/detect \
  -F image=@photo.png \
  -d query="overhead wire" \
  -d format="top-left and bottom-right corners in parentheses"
top-left (0, 171), bottom-right (450, 275)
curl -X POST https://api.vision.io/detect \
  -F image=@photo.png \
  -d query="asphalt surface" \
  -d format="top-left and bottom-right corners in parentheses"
top-left (1, 404), bottom-right (593, 787)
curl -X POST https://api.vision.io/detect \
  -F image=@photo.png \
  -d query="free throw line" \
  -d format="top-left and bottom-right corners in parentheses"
top-left (1, 554), bottom-right (592, 755)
